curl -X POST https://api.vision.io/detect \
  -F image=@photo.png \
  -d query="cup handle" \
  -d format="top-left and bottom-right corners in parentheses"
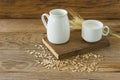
top-left (102, 26), bottom-right (110, 36)
top-left (41, 13), bottom-right (49, 29)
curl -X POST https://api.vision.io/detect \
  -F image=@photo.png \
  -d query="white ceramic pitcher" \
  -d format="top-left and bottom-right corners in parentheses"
top-left (41, 9), bottom-right (70, 44)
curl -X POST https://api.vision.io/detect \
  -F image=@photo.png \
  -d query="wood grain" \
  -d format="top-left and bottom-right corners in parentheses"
top-left (0, 0), bottom-right (119, 79)
top-left (0, 19), bottom-right (45, 33)
top-left (0, 19), bottom-right (119, 79)
top-left (0, 0), bottom-right (119, 19)
top-left (42, 30), bottom-right (110, 59)
top-left (0, 72), bottom-right (120, 80)
top-left (0, 19), bottom-right (119, 34)
top-left (0, 27), bottom-right (120, 80)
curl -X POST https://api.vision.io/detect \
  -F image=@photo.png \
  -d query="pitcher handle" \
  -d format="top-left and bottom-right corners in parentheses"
top-left (41, 13), bottom-right (49, 29)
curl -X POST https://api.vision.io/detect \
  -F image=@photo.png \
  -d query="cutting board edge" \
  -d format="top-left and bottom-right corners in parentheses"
top-left (42, 38), bottom-right (60, 59)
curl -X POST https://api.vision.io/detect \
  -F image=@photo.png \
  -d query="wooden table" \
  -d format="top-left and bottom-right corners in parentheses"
top-left (0, 19), bottom-right (120, 80)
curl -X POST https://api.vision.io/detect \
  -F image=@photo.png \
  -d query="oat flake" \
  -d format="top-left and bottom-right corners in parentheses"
top-left (27, 44), bottom-right (103, 72)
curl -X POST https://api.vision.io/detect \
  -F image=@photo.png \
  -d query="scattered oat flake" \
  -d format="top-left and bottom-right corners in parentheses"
top-left (27, 43), bottom-right (103, 72)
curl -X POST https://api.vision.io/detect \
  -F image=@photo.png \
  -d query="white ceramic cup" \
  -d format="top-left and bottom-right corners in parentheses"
top-left (82, 20), bottom-right (109, 42)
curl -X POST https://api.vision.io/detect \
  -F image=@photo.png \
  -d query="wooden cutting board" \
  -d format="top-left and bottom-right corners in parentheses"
top-left (42, 30), bottom-right (110, 59)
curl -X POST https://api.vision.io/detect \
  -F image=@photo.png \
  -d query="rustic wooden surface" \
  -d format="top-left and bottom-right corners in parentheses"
top-left (0, 0), bottom-right (119, 79)
top-left (42, 30), bottom-right (110, 59)
top-left (0, 19), bottom-right (119, 80)
top-left (0, 0), bottom-right (119, 19)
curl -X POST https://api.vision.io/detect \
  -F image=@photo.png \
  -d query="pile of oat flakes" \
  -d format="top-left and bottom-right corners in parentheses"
top-left (27, 44), bottom-right (103, 72)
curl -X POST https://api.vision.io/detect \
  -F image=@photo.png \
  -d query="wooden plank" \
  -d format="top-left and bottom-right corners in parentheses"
top-left (0, 49), bottom-right (119, 78)
top-left (0, 0), bottom-right (119, 19)
top-left (0, 19), bottom-right (119, 34)
top-left (94, 37), bottom-right (120, 72)
top-left (0, 32), bottom-right (119, 72)
top-left (0, 19), bottom-right (119, 79)
top-left (42, 30), bottom-right (110, 59)
top-left (0, 32), bottom-right (44, 49)
top-left (0, 50), bottom-right (48, 72)
top-left (0, 72), bottom-right (120, 80)
top-left (0, 37), bottom-right (119, 79)
top-left (0, 19), bottom-right (46, 33)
